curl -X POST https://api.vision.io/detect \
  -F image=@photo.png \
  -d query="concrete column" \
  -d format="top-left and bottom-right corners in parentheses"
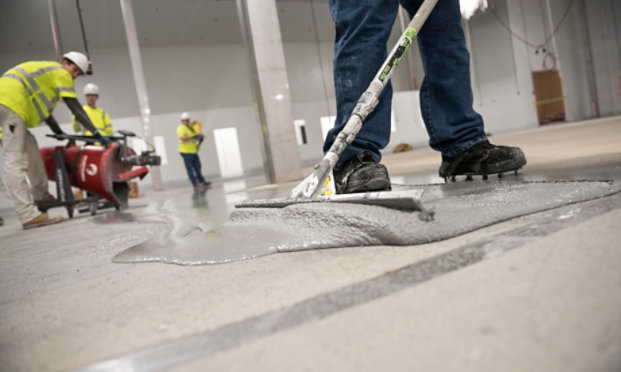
top-left (236, 0), bottom-right (302, 184)
top-left (577, 0), bottom-right (600, 118)
top-left (119, 0), bottom-right (163, 191)
top-left (48, 0), bottom-right (63, 62)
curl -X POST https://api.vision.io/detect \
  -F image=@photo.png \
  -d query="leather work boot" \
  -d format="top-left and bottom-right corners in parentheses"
top-left (333, 151), bottom-right (392, 194)
top-left (34, 192), bottom-right (57, 206)
top-left (22, 213), bottom-right (63, 229)
top-left (439, 140), bottom-right (526, 182)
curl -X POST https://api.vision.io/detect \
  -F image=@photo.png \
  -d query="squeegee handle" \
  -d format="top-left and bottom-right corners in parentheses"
top-left (290, 0), bottom-right (439, 199)
top-left (325, 0), bottom-right (438, 162)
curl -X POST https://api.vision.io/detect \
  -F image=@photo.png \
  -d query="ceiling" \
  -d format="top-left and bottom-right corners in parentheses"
top-left (0, 0), bottom-right (334, 53)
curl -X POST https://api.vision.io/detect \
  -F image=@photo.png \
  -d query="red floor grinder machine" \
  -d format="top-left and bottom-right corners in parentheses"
top-left (38, 130), bottom-right (161, 217)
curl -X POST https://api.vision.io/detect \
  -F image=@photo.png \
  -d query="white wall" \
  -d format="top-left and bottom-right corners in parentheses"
top-left (389, 91), bottom-right (429, 150)
top-left (467, 4), bottom-right (539, 134)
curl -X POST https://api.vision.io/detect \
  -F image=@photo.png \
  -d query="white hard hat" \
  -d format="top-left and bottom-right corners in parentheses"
top-left (83, 83), bottom-right (99, 95)
top-left (180, 112), bottom-right (191, 120)
top-left (62, 51), bottom-right (90, 75)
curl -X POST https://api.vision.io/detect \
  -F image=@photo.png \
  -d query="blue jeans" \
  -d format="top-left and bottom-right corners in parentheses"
top-left (324, 0), bottom-right (487, 169)
top-left (180, 153), bottom-right (206, 186)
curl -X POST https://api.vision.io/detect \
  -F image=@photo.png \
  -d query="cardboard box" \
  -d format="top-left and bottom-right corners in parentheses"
top-left (72, 187), bottom-right (84, 200)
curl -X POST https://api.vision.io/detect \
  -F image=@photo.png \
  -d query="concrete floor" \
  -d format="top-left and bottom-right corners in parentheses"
top-left (1, 117), bottom-right (620, 372)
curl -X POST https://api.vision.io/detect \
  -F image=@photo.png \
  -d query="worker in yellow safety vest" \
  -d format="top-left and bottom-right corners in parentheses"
top-left (177, 112), bottom-right (210, 192)
top-left (0, 51), bottom-right (108, 229)
top-left (73, 83), bottom-right (113, 144)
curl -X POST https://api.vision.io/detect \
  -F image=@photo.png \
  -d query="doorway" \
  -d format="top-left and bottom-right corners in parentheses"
top-left (213, 127), bottom-right (244, 178)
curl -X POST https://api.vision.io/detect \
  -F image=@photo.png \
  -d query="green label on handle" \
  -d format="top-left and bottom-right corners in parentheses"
top-left (405, 27), bottom-right (417, 39)
top-left (379, 27), bottom-right (417, 81)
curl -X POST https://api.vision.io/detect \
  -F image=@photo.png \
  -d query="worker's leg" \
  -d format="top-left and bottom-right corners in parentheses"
top-left (0, 106), bottom-right (41, 223)
top-left (400, 0), bottom-right (486, 157)
top-left (24, 130), bottom-right (49, 201)
top-left (192, 155), bottom-right (206, 184)
top-left (180, 153), bottom-right (198, 186)
top-left (401, 0), bottom-right (525, 179)
top-left (323, 0), bottom-right (399, 168)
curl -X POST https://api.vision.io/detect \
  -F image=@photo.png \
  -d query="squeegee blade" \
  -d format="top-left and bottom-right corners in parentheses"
top-left (235, 189), bottom-right (426, 213)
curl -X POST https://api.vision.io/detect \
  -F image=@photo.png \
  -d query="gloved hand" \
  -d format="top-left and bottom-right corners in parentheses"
top-left (93, 132), bottom-right (111, 145)
top-left (53, 130), bottom-right (67, 140)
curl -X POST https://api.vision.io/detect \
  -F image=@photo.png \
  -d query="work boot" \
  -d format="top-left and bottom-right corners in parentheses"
top-left (22, 213), bottom-right (63, 230)
top-left (333, 151), bottom-right (392, 194)
top-left (35, 192), bottom-right (57, 206)
top-left (439, 140), bottom-right (526, 181)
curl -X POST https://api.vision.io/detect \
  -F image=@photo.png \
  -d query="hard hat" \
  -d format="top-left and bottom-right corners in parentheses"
top-left (62, 51), bottom-right (90, 75)
top-left (180, 112), bottom-right (191, 120)
top-left (83, 83), bottom-right (99, 95)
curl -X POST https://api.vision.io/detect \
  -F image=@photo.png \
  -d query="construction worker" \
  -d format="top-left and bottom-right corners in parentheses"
top-left (73, 83), bottom-right (113, 143)
top-left (0, 51), bottom-right (108, 229)
top-left (177, 112), bottom-right (209, 192)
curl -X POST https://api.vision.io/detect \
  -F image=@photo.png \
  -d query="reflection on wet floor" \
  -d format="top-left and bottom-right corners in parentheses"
top-left (221, 179), bottom-right (248, 193)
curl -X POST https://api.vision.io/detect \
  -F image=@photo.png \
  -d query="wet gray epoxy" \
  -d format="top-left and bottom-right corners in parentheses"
top-left (112, 180), bottom-right (621, 265)
top-left (78, 191), bottom-right (621, 372)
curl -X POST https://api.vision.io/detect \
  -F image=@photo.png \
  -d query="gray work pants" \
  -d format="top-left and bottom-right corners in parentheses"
top-left (0, 105), bottom-right (48, 223)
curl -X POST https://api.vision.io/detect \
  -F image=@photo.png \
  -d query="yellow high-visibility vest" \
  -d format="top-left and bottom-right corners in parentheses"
top-left (0, 61), bottom-right (77, 127)
top-left (73, 105), bottom-right (113, 136)
top-left (177, 124), bottom-right (199, 154)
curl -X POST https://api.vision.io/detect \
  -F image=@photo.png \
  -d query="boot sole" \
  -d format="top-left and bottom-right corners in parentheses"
top-left (440, 154), bottom-right (527, 182)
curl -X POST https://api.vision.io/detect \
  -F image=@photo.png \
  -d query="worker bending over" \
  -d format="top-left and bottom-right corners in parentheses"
top-left (0, 51), bottom-right (108, 229)
top-left (73, 83), bottom-right (113, 144)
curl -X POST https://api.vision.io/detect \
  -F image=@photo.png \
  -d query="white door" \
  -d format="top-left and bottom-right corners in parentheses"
top-left (320, 115), bottom-right (336, 140)
top-left (213, 127), bottom-right (244, 178)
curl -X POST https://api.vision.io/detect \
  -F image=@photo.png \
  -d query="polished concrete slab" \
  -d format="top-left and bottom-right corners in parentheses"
top-left (0, 117), bottom-right (620, 371)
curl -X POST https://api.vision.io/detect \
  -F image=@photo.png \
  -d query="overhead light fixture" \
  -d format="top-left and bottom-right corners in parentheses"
top-left (460, 0), bottom-right (488, 20)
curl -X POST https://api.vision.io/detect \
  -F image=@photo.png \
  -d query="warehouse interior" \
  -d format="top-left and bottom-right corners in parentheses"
top-left (0, 0), bottom-right (620, 371)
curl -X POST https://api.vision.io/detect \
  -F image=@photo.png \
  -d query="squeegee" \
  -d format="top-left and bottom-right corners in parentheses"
top-left (236, 0), bottom-right (438, 214)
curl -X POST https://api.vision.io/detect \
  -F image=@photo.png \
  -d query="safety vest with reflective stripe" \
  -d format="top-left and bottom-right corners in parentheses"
top-left (73, 105), bottom-right (113, 136)
top-left (0, 61), bottom-right (77, 128)
top-left (177, 124), bottom-right (199, 154)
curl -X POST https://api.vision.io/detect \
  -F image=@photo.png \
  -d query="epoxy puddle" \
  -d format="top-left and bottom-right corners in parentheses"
top-left (112, 180), bottom-right (620, 265)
